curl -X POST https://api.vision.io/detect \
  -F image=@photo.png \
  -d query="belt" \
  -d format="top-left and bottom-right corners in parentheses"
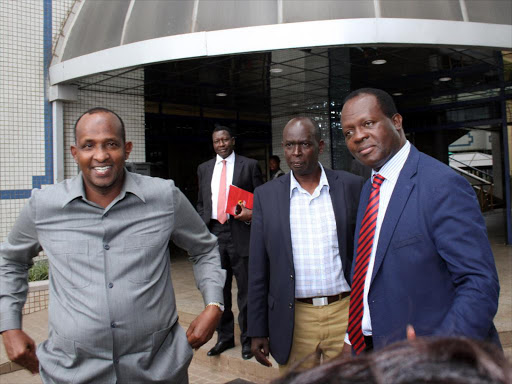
top-left (296, 292), bottom-right (350, 306)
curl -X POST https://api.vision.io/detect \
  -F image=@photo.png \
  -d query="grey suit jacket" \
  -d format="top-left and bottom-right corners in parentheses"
top-left (196, 153), bottom-right (263, 257)
top-left (0, 171), bottom-right (225, 383)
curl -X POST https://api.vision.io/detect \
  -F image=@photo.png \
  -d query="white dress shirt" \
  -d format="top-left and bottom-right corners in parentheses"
top-left (210, 152), bottom-right (235, 220)
top-left (346, 141), bottom-right (411, 344)
top-left (361, 141), bottom-right (411, 335)
top-left (289, 163), bottom-right (351, 298)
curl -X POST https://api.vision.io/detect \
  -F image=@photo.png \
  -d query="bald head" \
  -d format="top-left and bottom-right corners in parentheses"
top-left (283, 117), bottom-right (321, 142)
top-left (282, 116), bottom-right (324, 178)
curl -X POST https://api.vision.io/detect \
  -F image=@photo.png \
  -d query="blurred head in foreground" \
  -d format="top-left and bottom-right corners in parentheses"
top-left (273, 337), bottom-right (512, 384)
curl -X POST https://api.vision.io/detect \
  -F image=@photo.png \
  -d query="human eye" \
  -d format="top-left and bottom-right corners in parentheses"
top-left (107, 141), bottom-right (119, 148)
top-left (301, 142), bottom-right (311, 148)
top-left (285, 142), bottom-right (293, 148)
top-left (343, 129), bottom-right (353, 139)
top-left (364, 121), bottom-right (373, 127)
top-left (82, 142), bottom-right (93, 149)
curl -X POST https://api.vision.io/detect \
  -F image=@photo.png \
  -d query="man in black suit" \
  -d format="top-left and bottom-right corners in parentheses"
top-left (197, 126), bottom-right (263, 359)
top-left (248, 117), bottom-right (364, 372)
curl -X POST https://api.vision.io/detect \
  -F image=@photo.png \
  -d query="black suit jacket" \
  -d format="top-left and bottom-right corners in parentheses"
top-left (247, 168), bottom-right (364, 364)
top-left (197, 154), bottom-right (263, 257)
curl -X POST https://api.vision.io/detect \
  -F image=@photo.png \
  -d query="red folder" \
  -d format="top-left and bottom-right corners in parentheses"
top-left (226, 185), bottom-right (254, 215)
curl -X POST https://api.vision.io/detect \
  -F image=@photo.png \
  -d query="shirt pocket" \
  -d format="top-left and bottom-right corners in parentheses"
top-left (123, 233), bottom-right (165, 284)
top-left (50, 240), bottom-right (91, 289)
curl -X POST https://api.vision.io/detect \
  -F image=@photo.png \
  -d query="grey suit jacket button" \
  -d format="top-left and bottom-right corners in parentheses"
top-left (289, 303), bottom-right (293, 309)
top-left (104, 244), bottom-right (110, 250)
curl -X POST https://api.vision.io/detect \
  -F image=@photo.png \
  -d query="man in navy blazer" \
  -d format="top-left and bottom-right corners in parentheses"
top-left (248, 117), bottom-right (364, 370)
top-left (341, 88), bottom-right (500, 354)
top-left (197, 126), bottom-right (263, 359)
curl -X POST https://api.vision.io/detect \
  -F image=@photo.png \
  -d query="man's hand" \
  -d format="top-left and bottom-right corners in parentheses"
top-left (234, 206), bottom-right (252, 222)
top-left (251, 337), bottom-right (272, 367)
top-left (341, 342), bottom-right (352, 358)
top-left (186, 305), bottom-right (222, 349)
top-left (2, 329), bottom-right (39, 373)
top-left (406, 324), bottom-right (416, 340)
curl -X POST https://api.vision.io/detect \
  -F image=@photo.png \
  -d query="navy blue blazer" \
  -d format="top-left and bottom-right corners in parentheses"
top-left (353, 145), bottom-right (500, 350)
top-left (197, 154), bottom-right (263, 257)
top-left (247, 168), bottom-right (364, 364)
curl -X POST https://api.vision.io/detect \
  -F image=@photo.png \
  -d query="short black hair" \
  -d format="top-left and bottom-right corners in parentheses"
top-left (343, 88), bottom-right (398, 118)
top-left (213, 124), bottom-right (234, 138)
top-left (74, 107), bottom-right (126, 143)
top-left (269, 155), bottom-right (281, 164)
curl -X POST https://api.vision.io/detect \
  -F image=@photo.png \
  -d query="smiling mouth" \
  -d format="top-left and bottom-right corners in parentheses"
top-left (93, 166), bottom-right (112, 175)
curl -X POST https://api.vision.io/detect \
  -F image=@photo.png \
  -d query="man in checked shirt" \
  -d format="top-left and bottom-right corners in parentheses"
top-left (247, 117), bottom-right (364, 372)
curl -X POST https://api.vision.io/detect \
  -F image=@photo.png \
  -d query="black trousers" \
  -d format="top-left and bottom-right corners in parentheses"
top-left (209, 220), bottom-right (249, 347)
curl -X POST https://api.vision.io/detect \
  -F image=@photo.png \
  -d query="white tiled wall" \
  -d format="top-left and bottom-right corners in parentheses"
top-left (0, 0), bottom-right (145, 242)
top-left (63, 70), bottom-right (146, 179)
top-left (0, 0), bottom-right (45, 194)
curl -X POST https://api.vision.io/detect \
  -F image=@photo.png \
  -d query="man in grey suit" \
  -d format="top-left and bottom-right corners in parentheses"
top-left (0, 107), bottom-right (225, 383)
top-left (197, 126), bottom-right (263, 359)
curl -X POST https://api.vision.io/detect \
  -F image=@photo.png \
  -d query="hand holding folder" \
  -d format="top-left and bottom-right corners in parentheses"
top-left (225, 185), bottom-right (254, 216)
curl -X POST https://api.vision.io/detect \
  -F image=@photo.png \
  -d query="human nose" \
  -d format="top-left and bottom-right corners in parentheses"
top-left (352, 127), bottom-right (368, 142)
top-left (93, 145), bottom-right (109, 162)
top-left (291, 144), bottom-right (301, 156)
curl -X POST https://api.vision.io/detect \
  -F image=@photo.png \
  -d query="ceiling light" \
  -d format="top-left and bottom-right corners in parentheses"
top-left (439, 77), bottom-right (452, 82)
top-left (371, 59), bottom-right (387, 65)
top-left (270, 68), bottom-right (283, 73)
top-left (392, 92), bottom-right (403, 96)
top-left (291, 103), bottom-right (298, 107)
top-left (216, 92), bottom-right (227, 97)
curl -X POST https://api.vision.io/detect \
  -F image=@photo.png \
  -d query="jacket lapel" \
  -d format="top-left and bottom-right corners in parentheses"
top-left (325, 169), bottom-right (347, 255)
top-left (370, 146), bottom-right (419, 286)
top-left (205, 159), bottom-right (215, 200)
top-left (278, 173), bottom-right (294, 266)
top-left (232, 154), bottom-right (243, 186)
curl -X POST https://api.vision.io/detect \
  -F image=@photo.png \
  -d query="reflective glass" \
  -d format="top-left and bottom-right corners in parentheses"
top-left (123, 0), bottom-right (195, 44)
top-left (380, 0), bottom-right (463, 20)
top-left (283, 0), bottom-right (374, 22)
top-left (62, 0), bottom-right (130, 61)
top-left (196, 0), bottom-right (277, 31)
top-left (466, 0), bottom-right (512, 25)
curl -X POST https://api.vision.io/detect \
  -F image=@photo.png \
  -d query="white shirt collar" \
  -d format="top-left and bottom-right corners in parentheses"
top-left (216, 151), bottom-right (235, 165)
top-left (290, 162), bottom-right (329, 198)
top-left (371, 140), bottom-right (411, 183)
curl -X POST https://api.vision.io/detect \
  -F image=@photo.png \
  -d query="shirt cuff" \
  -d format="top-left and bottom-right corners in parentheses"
top-left (0, 312), bottom-right (22, 333)
top-left (344, 332), bottom-right (351, 345)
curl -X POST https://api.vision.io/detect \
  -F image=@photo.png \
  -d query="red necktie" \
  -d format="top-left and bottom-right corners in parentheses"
top-left (348, 174), bottom-right (385, 354)
top-left (217, 160), bottom-right (228, 224)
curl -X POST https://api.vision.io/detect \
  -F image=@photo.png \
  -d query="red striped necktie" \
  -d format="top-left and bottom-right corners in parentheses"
top-left (348, 173), bottom-right (385, 354)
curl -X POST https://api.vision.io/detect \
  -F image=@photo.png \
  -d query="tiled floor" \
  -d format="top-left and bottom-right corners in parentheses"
top-left (1, 209), bottom-right (511, 383)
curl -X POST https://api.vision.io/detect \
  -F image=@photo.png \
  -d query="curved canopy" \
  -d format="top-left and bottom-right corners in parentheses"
top-left (50, 0), bottom-right (512, 84)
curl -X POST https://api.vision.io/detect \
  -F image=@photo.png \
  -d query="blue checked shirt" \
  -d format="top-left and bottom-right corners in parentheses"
top-left (290, 164), bottom-right (350, 298)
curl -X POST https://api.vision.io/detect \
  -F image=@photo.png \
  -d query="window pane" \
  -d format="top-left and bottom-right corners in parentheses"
top-left (380, 0), bottom-right (463, 21)
top-left (283, 0), bottom-right (375, 22)
top-left (123, 0), bottom-right (195, 44)
top-left (62, 0), bottom-right (130, 61)
top-left (196, 0), bottom-right (277, 31)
